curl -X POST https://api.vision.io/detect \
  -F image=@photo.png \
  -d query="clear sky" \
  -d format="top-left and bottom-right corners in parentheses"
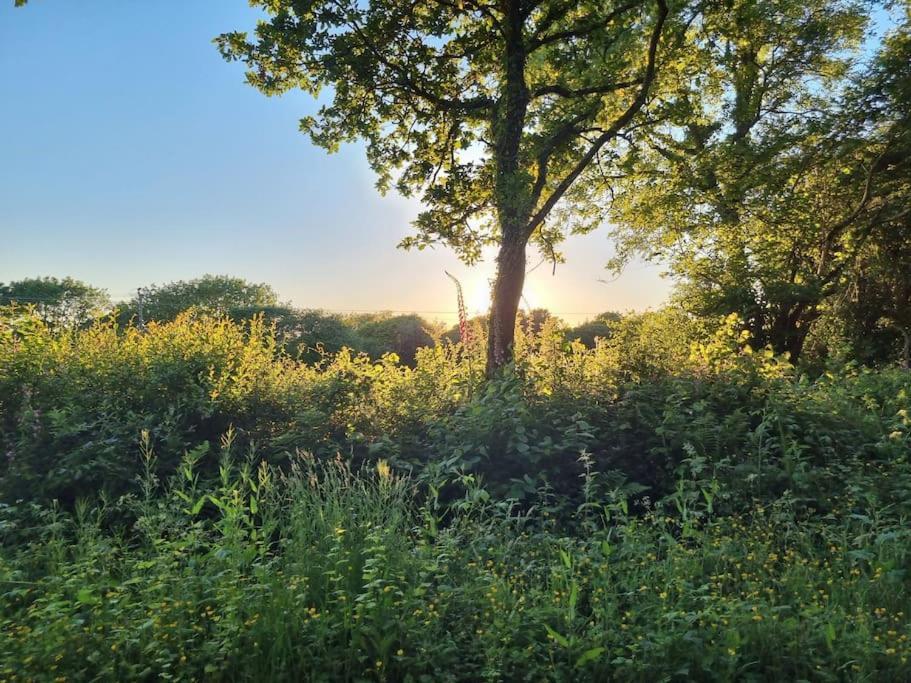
top-left (0, 1), bottom-right (671, 324)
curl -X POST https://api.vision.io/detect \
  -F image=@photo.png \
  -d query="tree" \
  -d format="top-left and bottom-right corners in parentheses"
top-left (517, 307), bottom-right (560, 336)
top-left (807, 18), bottom-right (911, 367)
top-left (0, 276), bottom-right (111, 327)
top-left (348, 313), bottom-right (441, 366)
top-left (566, 310), bottom-right (623, 347)
top-left (606, 0), bottom-right (907, 361)
top-left (217, 0), bottom-right (680, 374)
top-left (121, 275), bottom-right (279, 324)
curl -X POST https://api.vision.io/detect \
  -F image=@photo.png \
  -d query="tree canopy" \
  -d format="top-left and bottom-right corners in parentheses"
top-left (608, 2), bottom-right (910, 361)
top-left (0, 276), bottom-right (110, 327)
top-left (119, 274), bottom-right (279, 325)
top-left (217, 0), bottom-right (680, 372)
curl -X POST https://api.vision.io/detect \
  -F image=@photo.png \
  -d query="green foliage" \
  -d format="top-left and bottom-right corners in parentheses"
top-left (230, 306), bottom-right (365, 363)
top-left (0, 307), bottom-right (905, 509)
top-left (0, 276), bottom-right (111, 327)
top-left (118, 274), bottom-right (279, 324)
top-left (565, 311), bottom-right (623, 348)
top-left (2, 435), bottom-right (910, 681)
top-left (608, 5), bottom-right (910, 364)
top-left (2, 310), bottom-right (911, 680)
top-left (0, 313), bottom-right (336, 504)
top-left (347, 313), bottom-right (443, 367)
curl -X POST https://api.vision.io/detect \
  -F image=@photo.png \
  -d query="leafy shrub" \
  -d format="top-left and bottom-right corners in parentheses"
top-left (3, 307), bottom-right (911, 679)
top-left (0, 313), bottom-right (340, 503)
top-left (1, 448), bottom-right (909, 681)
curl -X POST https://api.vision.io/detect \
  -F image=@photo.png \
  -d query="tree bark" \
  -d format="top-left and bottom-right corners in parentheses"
top-left (769, 302), bottom-right (818, 364)
top-left (486, 0), bottom-right (530, 376)
top-left (487, 236), bottom-right (527, 375)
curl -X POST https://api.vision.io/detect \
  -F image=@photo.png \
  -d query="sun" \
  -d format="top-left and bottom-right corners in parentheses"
top-left (466, 279), bottom-right (492, 315)
top-left (461, 275), bottom-right (544, 317)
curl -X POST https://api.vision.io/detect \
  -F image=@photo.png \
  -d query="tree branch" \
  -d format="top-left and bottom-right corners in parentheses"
top-left (523, 0), bottom-right (668, 237)
top-left (432, 0), bottom-right (504, 35)
top-left (818, 143), bottom-right (893, 252)
top-left (529, 0), bottom-right (642, 51)
top-left (528, 107), bottom-right (601, 209)
top-left (531, 78), bottom-right (643, 99)
top-left (528, 0), bottom-right (578, 42)
top-left (344, 10), bottom-right (495, 114)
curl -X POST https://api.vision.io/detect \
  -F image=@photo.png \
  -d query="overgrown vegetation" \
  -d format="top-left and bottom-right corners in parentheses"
top-left (5, 2), bottom-right (910, 679)
top-left (1, 310), bottom-right (909, 680)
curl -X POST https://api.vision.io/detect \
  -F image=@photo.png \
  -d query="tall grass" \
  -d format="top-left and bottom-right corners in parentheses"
top-left (2, 441), bottom-right (910, 681)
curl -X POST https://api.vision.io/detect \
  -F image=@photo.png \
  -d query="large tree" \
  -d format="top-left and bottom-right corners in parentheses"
top-left (606, 0), bottom-right (908, 361)
top-left (810, 17), bottom-right (911, 366)
top-left (217, 0), bottom-right (684, 373)
top-left (120, 274), bottom-right (279, 324)
top-left (0, 276), bottom-right (111, 327)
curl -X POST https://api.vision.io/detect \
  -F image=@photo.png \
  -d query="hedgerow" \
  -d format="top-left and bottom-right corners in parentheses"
top-left (1, 310), bottom-right (909, 680)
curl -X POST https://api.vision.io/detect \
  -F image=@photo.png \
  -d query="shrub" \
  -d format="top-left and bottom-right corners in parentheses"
top-left (1, 450), bottom-right (909, 681)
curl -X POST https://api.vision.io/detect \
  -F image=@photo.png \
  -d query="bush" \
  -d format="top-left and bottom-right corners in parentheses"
top-left (3, 307), bottom-right (911, 679)
top-left (0, 313), bottom-right (339, 503)
top-left (348, 313), bottom-right (443, 366)
top-left (1, 450), bottom-right (909, 681)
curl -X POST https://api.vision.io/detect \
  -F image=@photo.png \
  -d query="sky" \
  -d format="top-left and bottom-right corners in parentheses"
top-left (1, 1), bottom-right (673, 324)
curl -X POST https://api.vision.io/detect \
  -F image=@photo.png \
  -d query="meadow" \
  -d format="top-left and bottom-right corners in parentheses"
top-left (1, 310), bottom-right (909, 681)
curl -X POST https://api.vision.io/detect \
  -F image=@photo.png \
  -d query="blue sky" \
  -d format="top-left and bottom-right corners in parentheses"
top-left (3, 1), bottom-right (671, 323)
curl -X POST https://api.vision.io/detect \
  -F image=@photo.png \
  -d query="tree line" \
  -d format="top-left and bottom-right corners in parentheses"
top-left (3, 271), bottom-right (908, 368)
top-left (0, 274), bottom-right (597, 363)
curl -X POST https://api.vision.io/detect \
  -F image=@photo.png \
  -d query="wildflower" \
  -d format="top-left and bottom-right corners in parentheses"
top-left (446, 271), bottom-right (471, 343)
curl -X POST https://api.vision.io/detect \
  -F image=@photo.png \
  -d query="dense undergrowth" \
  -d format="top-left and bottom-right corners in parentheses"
top-left (1, 310), bottom-right (910, 681)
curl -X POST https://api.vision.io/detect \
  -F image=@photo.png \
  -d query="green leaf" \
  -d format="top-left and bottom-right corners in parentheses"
top-left (575, 647), bottom-right (606, 668)
top-left (191, 496), bottom-right (207, 515)
top-left (76, 587), bottom-right (99, 605)
top-left (543, 623), bottom-right (570, 648)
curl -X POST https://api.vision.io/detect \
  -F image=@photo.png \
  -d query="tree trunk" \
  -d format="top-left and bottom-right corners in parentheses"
top-left (486, 236), bottom-right (527, 375)
top-left (894, 324), bottom-right (910, 370)
top-left (485, 0), bottom-right (529, 376)
top-left (785, 324), bottom-right (811, 364)
top-left (769, 302), bottom-right (818, 364)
